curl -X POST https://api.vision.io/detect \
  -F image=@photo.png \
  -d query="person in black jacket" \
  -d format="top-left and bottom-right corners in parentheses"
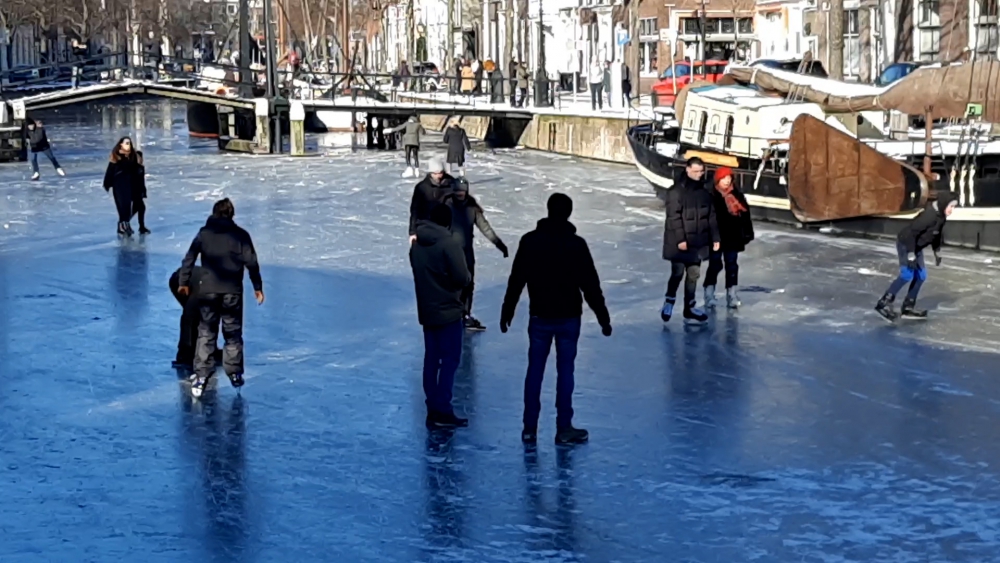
top-left (103, 136), bottom-right (149, 237)
top-left (875, 191), bottom-right (958, 322)
top-left (501, 193), bottom-right (612, 446)
top-left (661, 157), bottom-right (720, 324)
top-left (408, 157), bottom-right (454, 244)
top-left (702, 167), bottom-right (754, 310)
top-left (443, 121), bottom-right (472, 177)
top-left (410, 204), bottom-right (472, 428)
top-left (169, 265), bottom-right (219, 370)
top-left (177, 198), bottom-right (265, 398)
top-left (25, 118), bottom-right (65, 180)
top-left (443, 178), bottom-right (509, 331)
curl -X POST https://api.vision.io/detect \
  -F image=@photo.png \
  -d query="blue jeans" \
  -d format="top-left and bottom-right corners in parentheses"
top-left (422, 320), bottom-right (463, 415)
top-left (523, 316), bottom-right (581, 430)
top-left (31, 148), bottom-right (60, 173)
top-left (886, 241), bottom-right (926, 300)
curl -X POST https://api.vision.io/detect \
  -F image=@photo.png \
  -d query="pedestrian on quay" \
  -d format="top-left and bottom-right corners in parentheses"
top-left (516, 64), bottom-right (530, 107)
top-left (660, 157), bottom-right (719, 324)
top-left (443, 178), bottom-right (508, 331)
top-left (443, 119), bottom-right (472, 176)
top-left (621, 62), bottom-right (633, 107)
top-left (473, 58), bottom-right (483, 95)
top-left (177, 198), bottom-right (265, 398)
top-left (399, 60), bottom-right (412, 91)
top-left (875, 191), bottom-right (959, 322)
top-left (588, 59), bottom-right (604, 111)
top-left (410, 204), bottom-right (472, 428)
top-left (702, 167), bottom-right (754, 310)
top-left (25, 118), bottom-right (65, 181)
top-left (501, 193), bottom-right (612, 445)
top-left (509, 61), bottom-right (519, 106)
top-left (103, 136), bottom-right (149, 237)
top-left (461, 60), bottom-right (475, 95)
top-left (408, 157), bottom-right (454, 245)
top-left (385, 115), bottom-right (426, 177)
top-left (603, 61), bottom-right (613, 108)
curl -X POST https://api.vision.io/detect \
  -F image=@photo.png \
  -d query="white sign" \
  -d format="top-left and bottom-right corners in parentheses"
top-left (12, 100), bottom-right (25, 121)
top-left (659, 28), bottom-right (677, 43)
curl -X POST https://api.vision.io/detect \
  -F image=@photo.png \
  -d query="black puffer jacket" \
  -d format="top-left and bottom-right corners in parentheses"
top-left (26, 125), bottom-right (50, 152)
top-left (408, 173), bottom-right (455, 236)
top-left (409, 220), bottom-right (471, 327)
top-left (178, 217), bottom-right (263, 295)
top-left (711, 189), bottom-right (754, 253)
top-left (103, 153), bottom-right (147, 198)
top-left (442, 193), bottom-right (503, 265)
top-left (897, 191), bottom-right (959, 253)
top-left (663, 175), bottom-right (720, 262)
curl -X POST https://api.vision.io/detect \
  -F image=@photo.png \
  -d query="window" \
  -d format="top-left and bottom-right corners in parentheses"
top-left (709, 114), bottom-right (720, 137)
top-left (639, 41), bottom-right (658, 76)
top-left (639, 17), bottom-right (658, 38)
top-left (975, 0), bottom-right (999, 54)
top-left (660, 64), bottom-right (691, 78)
top-left (724, 116), bottom-right (735, 148)
top-left (698, 112), bottom-right (708, 144)
top-left (843, 9), bottom-right (860, 77)
top-left (683, 18), bottom-right (701, 35)
top-left (686, 110), bottom-right (697, 128)
top-left (721, 19), bottom-right (735, 34)
top-left (919, 0), bottom-right (941, 26)
top-left (738, 18), bottom-right (754, 34)
top-left (920, 28), bottom-right (941, 60)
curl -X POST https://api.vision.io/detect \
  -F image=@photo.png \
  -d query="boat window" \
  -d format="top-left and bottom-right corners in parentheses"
top-left (686, 110), bottom-right (697, 128)
top-left (724, 116), bottom-right (735, 148)
top-left (709, 114), bottom-right (721, 135)
top-left (698, 112), bottom-right (708, 144)
top-left (661, 65), bottom-right (691, 79)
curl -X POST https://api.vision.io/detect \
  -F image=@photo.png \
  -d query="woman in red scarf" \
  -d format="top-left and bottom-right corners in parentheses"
top-left (703, 167), bottom-right (754, 309)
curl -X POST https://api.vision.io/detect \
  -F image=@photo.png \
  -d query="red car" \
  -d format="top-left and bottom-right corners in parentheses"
top-left (651, 60), bottom-right (729, 107)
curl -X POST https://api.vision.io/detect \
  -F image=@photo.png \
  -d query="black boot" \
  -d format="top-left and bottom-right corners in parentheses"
top-left (875, 293), bottom-right (897, 322)
top-left (555, 426), bottom-right (589, 445)
top-left (900, 297), bottom-right (927, 319)
top-left (683, 300), bottom-right (708, 324)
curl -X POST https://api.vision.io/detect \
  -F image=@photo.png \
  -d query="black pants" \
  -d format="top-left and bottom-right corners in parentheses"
top-left (666, 260), bottom-right (701, 306)
top-left (704, 250), bottom-right (739, 289)
top-left (518, 87), bottom-right (527, 107)
top-left (169, 271), bottom-right (200, 364)
top-left (622, 83), bottom-right (632, 106)
top-left (131, 195), bottom-right (146, 229)
top-left (460, 262), bottom-right (475, 316)
top-left (590, 83), bottom-right (603, 110)
top-left (196, 293), bottom-right (244, 379)
top-left (112, 187), bottom-right (146, 228)
top-left (405, 145), bottom-right (419, 168)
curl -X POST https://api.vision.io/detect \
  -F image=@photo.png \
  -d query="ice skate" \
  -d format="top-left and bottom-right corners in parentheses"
top-left (191, 376), bottom-right (208, 398)
top-left (56, 168), bottom-right (66, 177)
top-left (900, 298), bottom-right (927, 319)
top-left (874, 293), bottom-right (897, 323)
top-left (139, 226), bottom-right (151, 235)
top-left (555, 426), bottom-right (589, 445)
top-left (226, 372), bottom-right (245, 388)
top-left (683, 301), bottom-right (709, 324)
top-left (521, 427), bottom-right (538, 444)
top-left (660, 297), bottom-right (676, 322)
top-left (31, 172), bottom-right (40, 181)
top-left (464, 316), bottom-right (486, 332)
top-left (703, 285), bottom-right (717, 309)
top-left (401, 166), bottom-right (414, 178)
top-left (117, 221), bottom-right (130, 237)
top-left (726, 287), bottom-right (741, 309)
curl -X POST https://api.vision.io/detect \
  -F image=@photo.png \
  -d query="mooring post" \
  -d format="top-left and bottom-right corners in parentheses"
top-left (255, 99), bottom-right (271, 154)
top-left (290, 100), bottom-right (306, 156)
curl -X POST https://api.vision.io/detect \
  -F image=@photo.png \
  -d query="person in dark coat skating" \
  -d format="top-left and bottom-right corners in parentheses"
top-left (443, 120), bottom-right (472, 176)
top-left (501, 193), bottom-right (612, 446)
top-left (103, 136), bottom-right (149, 236)
top-left (25, 118), bottom-right (65, 180)
top-left (702, 167), bottom-right (754, 310)
top-left (408, 157), bottom-right (454, 244)
top-left (661, 157), bottom-right (720, 324)
top-left (169, 265), bottom-right (221, 370)
top-left (443, 178), bottom-right (508, 331)
top-left (875, 191), bottom-right (959, 321)
top-left (177, 198), bottom-right (265, 398)
top-left (410, 204), bottom-right (472, 428)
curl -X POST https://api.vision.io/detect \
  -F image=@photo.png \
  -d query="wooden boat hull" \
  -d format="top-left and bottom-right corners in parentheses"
top-left (186, 101), bottom-right (219, 139)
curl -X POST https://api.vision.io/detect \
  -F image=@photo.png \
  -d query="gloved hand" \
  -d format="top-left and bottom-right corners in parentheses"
top-left (906, 253), bottom-right (919, 270)
top-left (934, 252), bottom-right (942, 267)
top-left (497, 241), bottom-right (509, 258)
top-left (601, 324), bottom-right (612, 337)
top-left (500, 318), bottom-right (510, 333)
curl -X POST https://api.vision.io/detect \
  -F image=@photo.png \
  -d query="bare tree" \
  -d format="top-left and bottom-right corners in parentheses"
top-left (502, 0), bottom-right (512, 70)
top-left (829, 0), bottom-right (844, 80)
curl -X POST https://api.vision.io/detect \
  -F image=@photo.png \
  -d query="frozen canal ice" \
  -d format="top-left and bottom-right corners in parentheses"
top-left (2, 101), bottom-right (1000, 562)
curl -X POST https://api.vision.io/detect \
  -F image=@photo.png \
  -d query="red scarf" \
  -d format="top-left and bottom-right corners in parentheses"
top-left (715, 180), bottom-right (747, 216)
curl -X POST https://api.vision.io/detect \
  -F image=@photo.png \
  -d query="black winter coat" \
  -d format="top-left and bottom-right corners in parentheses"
top-left (501, 218), bottom-right (611, 327)
top-left (26, 126), bottom-right (50, 152)
top-left (897, 192), bottom-right (958, 253)
top-left (663, 175), bottom-right (720, 262)
top-left (711, 189), bottom-right (754, 253)
top-left (408, 173), bottom-right (455, 236)
top-left (442, 193), bottom-right (503, 265)
top-left (179, 217), bottom-right (263, 295)
top-left (409, 220), bottom-right (472, 327)
top-left (103, 153), bottom-right (147, 198)
top-left (443, 126), bottom-right (471, 165)
top-left (169, 266), bottom-right (207, 305)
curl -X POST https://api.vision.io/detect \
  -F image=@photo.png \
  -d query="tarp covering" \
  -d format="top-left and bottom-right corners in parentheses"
top-left (728, 61), bottom-right (1000, 120)
top-left (788, 114), bottom-right (929, 222)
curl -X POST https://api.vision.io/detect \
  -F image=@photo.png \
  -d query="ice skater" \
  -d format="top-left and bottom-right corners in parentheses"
top-left (702, 167), bottom-right (754, 309)
top-left (103, 136), bottom-right (149, 236)
top-left (661, 157), bottom-right (719, 324)
top-left (25, 118), bottom-right (65, 180)
top-left (443, 178), bottom-right (508, 331)
top-left (443, 120), bottom-right (472, 177)
top-left (410, 204), bottom-right (472, 428)
top-left (875, 191), bottom-right (958, 322)
top-left (169, 265), bottom-right (221, 371)
top-left (386, 116), bottom-right (425, 177)
top-left (501, 193), bottom-right (612, 445)
top-left (408, 157), bottom-right (454, 245)
top-left (177, 198), bottom-right (265, 398)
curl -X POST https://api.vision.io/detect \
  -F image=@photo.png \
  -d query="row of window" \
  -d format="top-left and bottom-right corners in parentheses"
top-left (681, 18), bottom-right (754, 36)
top-left (687, 110), bottom-right (736, 150)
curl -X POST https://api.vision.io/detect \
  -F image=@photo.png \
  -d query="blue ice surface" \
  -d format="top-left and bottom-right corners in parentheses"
top-left (2, 101), bottom-right (1000, 562)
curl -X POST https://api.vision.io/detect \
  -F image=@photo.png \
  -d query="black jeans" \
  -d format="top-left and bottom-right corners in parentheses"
top-left (169, 272), bottom-right (200, 364)
top-left (131, 194), bottom-right (146, 229)
top-left (590, 83), bottom-right (603, 110)
top-left (196, 293), bottom-right (244, 379)
top-left (704, 250), bottom-right (740, 289)
top-left (423, 320), bottom-right (463, 415)
top-left (405, 145), bottom-right (419, 168)
top-left (460, 261), bottom-right (475, 316)
top-left (666, 260), bottom-right (701, 306)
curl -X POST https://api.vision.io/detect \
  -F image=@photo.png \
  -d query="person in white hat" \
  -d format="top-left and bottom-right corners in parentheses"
top-left (408, 156), bottom-right (454, 245)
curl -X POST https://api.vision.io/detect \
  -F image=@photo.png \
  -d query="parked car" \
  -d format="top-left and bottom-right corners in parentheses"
top-left (874, 62), bottom-right (923, 87)
top-left (749, 58), bottom-right (828, 77)
top-left (650, 60), bottom-right (729, 107)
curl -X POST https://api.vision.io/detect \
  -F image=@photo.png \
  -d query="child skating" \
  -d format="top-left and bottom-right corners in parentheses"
top-left (875, 191), bottom-right (959, 322)
top-left (25, 119), bottom-right (65, 180)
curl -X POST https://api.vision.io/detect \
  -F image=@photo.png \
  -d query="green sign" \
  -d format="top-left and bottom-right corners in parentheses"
top-left (966, 103), bottom-right (984, 117)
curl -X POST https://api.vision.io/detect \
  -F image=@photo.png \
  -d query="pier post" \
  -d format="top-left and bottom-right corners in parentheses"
top-left (290, 101), bottom-right (306, 156)
top-left (255, 99), bottom-right (272, 154)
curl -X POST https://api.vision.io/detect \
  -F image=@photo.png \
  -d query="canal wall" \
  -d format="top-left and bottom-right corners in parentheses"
top-left (419, 113), bottom-right (633, 165)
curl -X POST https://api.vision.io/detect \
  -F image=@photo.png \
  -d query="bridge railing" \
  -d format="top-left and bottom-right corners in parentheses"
top-left (0, 52), bottom-right (129, 94)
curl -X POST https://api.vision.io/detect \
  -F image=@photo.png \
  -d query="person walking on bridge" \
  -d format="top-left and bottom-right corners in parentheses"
top-left (103, 136), bottom-right (149, 237)
top-left (25, 118), bottom-right (65, 181)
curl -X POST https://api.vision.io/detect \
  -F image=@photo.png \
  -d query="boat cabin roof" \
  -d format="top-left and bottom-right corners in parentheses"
top-left (687, 84), bottom-right (790, 108)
